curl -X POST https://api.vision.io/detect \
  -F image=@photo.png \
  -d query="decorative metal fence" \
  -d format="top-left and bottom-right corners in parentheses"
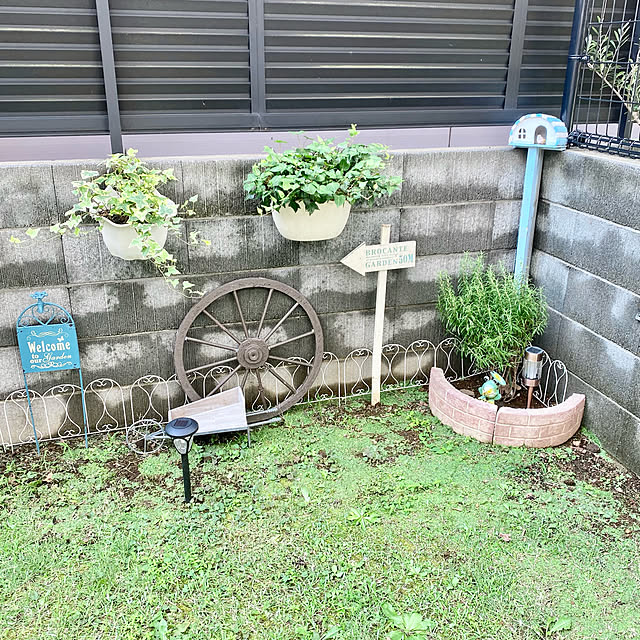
top-left (0, 338), bottom-right (568, 452)
top-left (564, 0), bottom-right (640, 157)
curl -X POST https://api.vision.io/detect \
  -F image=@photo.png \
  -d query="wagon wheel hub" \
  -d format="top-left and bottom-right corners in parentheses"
top-left (236, 338), bottom-right (269, 369)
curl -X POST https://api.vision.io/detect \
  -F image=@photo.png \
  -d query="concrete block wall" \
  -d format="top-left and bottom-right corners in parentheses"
top-left (531, 149), bottom-right (640, 473)
top-left (0, 147), bottom-right (525, 399)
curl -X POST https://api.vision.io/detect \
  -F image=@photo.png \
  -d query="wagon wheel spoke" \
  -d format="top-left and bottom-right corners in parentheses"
top-left (269, 330), bottom-right (315, 350)
top-left (185, 355), bottom-right (238, 375)
top-left (255, 368), bottom-right (268, 408)
top-left (256, 288), bottom-right (273, 338)
top-left (233, 290), bottom-right (249, 339)
top-left (185, 336), bottom-right (237, 352)
top-left (201, 308), bottom-right (242, 345)
top-left (240, 368), bottom-right (250, 391)
top-left (269, 355), bottom-right (313, 368)
top-left (206, 364), bottom-right (242, 397)
top-left (266, 364), bottom-right (297, 394)
top-left (263, 302), bottom-right (300, 342)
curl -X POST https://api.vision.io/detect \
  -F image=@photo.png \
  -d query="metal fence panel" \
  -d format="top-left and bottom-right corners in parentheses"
top-left (110, 0), bottom-right (252, 132)
top-left (518, 0), bottom-right (577, 112)
top-left (0, 0), bottom-right (108, 135)
top-left (0, 0), bottom-right (578, 138)
top-left (263, 0), bottom-right (512, 113)
top-left (564, 0), bottom-right (640, 157)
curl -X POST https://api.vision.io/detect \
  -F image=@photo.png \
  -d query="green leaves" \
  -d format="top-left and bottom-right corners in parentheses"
top-left (546, 617), bottom-right (573, 635)
top-left (382, 604), bottom-right (435, 639)
top-left (437, 254), bottom-right (547, 378)
top-left (243, 125), bottom-right (401, 215)
top-left (346, 506), bottom-right (379, 530)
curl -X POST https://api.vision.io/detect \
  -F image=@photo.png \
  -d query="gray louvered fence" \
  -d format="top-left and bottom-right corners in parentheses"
top-left (0, 0), bottom-right (577, 141)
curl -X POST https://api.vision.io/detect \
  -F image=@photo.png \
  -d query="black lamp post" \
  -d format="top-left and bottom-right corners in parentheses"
top-left (165, 417), bottom-right (199, 503)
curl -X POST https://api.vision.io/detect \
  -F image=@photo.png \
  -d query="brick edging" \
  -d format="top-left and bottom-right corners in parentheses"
top-left (428, 367), bottom-right (585, 447)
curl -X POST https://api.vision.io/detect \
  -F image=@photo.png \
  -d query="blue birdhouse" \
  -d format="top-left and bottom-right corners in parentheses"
top-left (508, 114), bottom-right (568, 151)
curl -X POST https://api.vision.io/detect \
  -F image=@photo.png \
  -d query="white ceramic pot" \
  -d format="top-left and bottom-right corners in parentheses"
top-left (99, 217), bottom-right (168, 261)
top-left (272, 201), bottom-right (352, 241)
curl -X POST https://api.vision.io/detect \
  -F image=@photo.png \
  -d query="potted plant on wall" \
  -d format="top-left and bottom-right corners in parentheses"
top-left (437, 254), bottom-right (548, 402)
top-left (243, 125), bottom-right (402, 241)
top-left (12, 149), bottom-right (208, 295)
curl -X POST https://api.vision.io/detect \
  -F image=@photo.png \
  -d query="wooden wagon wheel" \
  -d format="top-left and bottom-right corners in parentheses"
top-left (174, 278), bottom-right (324, 424)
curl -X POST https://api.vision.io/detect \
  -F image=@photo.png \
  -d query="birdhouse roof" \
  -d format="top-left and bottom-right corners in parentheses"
top-left (508, 113), bottom-right (568, 150)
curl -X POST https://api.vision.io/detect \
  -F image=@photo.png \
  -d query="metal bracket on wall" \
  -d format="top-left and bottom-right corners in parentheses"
top-left (95, 0), bottom-right (123, 154)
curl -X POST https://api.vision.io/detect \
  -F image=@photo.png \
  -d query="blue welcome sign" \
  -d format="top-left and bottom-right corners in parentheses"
top-left (16, 292), bottom-right (88, 451)
top-left (17, 322), bottom-right (81, 372)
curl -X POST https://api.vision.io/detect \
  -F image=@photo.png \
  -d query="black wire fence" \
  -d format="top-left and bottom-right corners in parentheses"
top-left (567, 0), bottom-right (640, 157)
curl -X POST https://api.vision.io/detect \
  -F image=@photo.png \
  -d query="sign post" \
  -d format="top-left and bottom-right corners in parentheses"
top-left (341, 226), bottom-right (416, 406)
top-left (16, 291), bottom-right (88, 452)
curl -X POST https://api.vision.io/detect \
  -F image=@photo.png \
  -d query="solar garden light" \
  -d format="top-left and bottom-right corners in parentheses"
top-left (522, 346), bottom-right (544, 409)
top-left (165, 417), bottom-right (199, 503)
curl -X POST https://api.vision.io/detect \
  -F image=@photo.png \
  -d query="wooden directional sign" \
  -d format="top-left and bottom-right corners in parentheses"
top-left (341, 240), bottom-right (416, 276)
top-left (341, 227), bottom-right (417, 406)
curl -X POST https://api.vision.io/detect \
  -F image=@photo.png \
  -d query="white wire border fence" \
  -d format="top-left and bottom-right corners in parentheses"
top-left (0, 338), bottom-right (568, 451)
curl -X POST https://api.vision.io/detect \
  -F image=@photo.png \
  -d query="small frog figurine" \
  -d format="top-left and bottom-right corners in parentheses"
top-left (478, 371), bottom-right (507, 403)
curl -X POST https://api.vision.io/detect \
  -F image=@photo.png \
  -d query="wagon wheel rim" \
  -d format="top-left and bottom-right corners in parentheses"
top-left (126, 419), bottom-right (166, 455)
top-left (174, 278), bottom-right (324, 424)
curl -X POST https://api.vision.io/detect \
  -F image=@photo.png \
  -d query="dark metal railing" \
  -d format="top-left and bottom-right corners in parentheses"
top-left (563, 0), bottom-right (640, 158)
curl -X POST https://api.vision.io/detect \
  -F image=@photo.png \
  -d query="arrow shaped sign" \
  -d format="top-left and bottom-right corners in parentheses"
top-left (340, 228), bottom-right (417, 406)
top-left (341, 240), bottom-right (416, 276)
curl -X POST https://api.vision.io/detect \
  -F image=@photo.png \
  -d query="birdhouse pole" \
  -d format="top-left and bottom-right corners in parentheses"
top-left (508, 114), bottom-right (568, 283)
top-left (514, 146), bottom-right (544, 282)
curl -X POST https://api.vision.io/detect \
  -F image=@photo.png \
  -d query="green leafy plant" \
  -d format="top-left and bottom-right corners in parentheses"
top-left (382, 603), bottom-right (435, 640)
top-left (544, 616), bottom-right (573, 636)
top-left (437, 254), bottom-right (547, 399)
top-left (243, 125), bottom-right (402, 215)
top-left (11, 149), bottom-right (208, 295)
top-left (346, 506), bottom-right (380, 530)
top-left (585, 17), bottom-right (640, 125)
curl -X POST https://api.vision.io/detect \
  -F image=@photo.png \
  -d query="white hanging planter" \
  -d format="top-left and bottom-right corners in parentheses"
top-left (99, 217), bottom-right (168, 261)
top-left (272, 201), bottom-right (352, 241)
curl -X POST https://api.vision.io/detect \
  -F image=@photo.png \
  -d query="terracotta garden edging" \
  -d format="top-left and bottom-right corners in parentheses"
top-left (428, 367), bottom-right (585, 447)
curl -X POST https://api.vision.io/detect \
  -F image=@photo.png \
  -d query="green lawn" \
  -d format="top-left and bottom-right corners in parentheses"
top-left (1, 388), bottom-right (638, 640)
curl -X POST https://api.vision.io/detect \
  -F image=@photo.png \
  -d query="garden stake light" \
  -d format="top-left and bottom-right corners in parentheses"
top-left (165, 417), bottom-right (199, 503)
top-left (522, 346), bottom-right (544, 409)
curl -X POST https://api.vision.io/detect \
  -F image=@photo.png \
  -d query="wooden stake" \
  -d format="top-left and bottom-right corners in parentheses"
top-left (371, 224), bottom-right (391, 406)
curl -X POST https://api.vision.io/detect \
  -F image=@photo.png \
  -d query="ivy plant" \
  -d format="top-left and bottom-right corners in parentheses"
top-left (437, 254), bottom-right (548, 399)
top-left (243, 125), bottom-right (402, 215)
top-left (11, 149), bottom-right (208, 295)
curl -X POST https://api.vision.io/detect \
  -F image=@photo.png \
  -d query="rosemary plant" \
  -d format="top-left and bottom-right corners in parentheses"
top-left (437, 254), bottom-right (548, 400)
